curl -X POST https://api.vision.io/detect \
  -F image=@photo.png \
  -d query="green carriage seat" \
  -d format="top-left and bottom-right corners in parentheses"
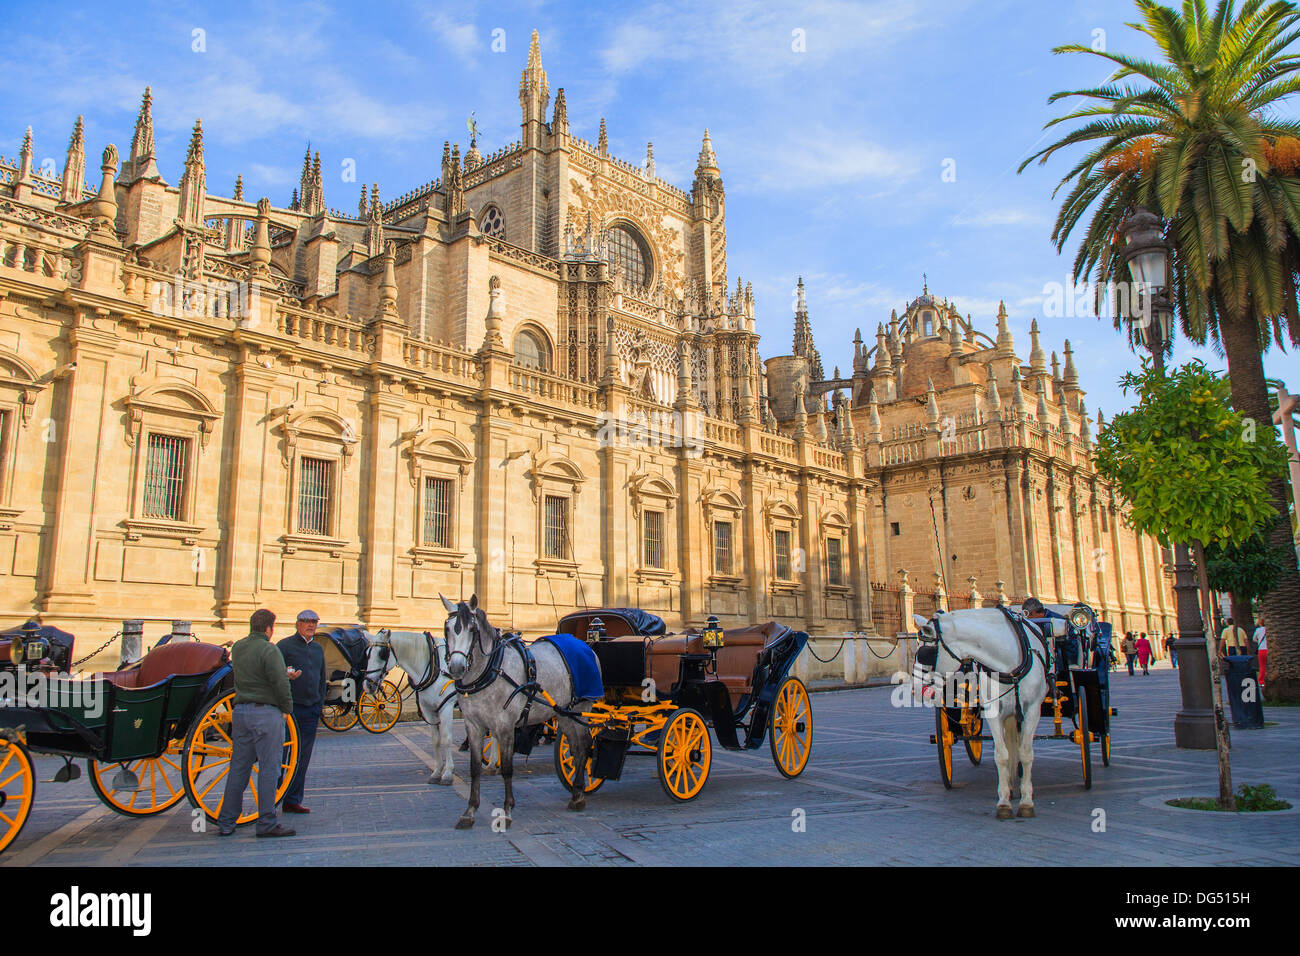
top-left (96, 642), bottom-right (229, 762)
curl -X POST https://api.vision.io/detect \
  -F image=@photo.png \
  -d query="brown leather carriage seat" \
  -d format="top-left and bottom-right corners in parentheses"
top-left (101, 642), bottom-right (228, 689)
top-left (647, 632), bottom-right (703, 693)
top-left (650, 622), bottom-right (784, 699)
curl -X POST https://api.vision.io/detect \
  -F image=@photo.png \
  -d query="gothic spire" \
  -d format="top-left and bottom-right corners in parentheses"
top-left (59, 116), bottom-right (85, 204)
top-left (177, 118), bottom-right (206, 225)
top-left (995, 300), bottom-right (1014, 356)
top-left (792, 277), bottom-right (824, 381)
top-left (125, 86), bottom-right (159, 183)
top-left (552, 87), bottom-right (568, 137)
top-left (519, 29), bottom-right (550, 130)
top-left (597, 117), bottom-right (608, 155)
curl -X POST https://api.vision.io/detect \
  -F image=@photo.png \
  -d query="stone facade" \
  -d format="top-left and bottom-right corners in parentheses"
top-left (0, 33), bottom-right (1174, 653)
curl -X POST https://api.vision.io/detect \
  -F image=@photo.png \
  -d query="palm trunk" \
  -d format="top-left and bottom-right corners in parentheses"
top-left (1219, 312), bottom-right (1300, 702)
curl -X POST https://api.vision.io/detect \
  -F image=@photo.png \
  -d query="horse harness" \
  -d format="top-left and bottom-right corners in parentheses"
top-left (455, 621), bottom-right (582, 725)
top-left (922, 607), bottom-right (1051, 730)
top-left (373, 630), bottom-right (455, 721)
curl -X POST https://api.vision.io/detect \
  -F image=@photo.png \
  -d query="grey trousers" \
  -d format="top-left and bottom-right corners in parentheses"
top-left (217, 703), bottom-right (283, 833)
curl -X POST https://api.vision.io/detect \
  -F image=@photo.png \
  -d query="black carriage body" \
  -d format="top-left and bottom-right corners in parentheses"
top-left (569, 610), bottom-right (808, 754)
top-left (0, 644), bottom-right (231, 762)
top-left (1015, 603), bottom-right (1110, 735)
top-left (317, 626), bottom-right (370, 705)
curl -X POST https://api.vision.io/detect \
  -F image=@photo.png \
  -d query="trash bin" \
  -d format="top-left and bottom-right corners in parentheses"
top-left (1223, 654), bottom-right (1264, 729)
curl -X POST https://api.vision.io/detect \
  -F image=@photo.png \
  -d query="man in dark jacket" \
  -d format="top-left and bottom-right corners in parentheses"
top-left (217, 609), bottom-right (296, 837)
top-left (277, 609), bottom-right (326, 814)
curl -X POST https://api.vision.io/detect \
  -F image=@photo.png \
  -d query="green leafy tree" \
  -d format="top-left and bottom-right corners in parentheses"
top-left (1021, 0), bottom-right (1300, 701)
top-left (1096, 360), bottom-right (1287, 807)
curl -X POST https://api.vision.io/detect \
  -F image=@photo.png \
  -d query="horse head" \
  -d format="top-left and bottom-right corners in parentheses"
top-left (440, 593), bottom-right (494, 679)
top-left (364, 628), bottom-right (394, 696)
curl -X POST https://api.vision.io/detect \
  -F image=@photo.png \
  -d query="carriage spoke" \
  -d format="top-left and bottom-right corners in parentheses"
top-left (0, 766), bottom-right (23, 790)
top-left (197, 766), bottom-right (230, 800)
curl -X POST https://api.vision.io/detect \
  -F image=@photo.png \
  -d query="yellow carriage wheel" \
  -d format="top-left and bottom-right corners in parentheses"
top-left (935, 708), bottom-right (954, 789)
top-left (0, 737), bottom-right (35, 855)
top-left (1101, 731), bottom-right (1111, 767)
top-left (769, 677), bottom-right (812, 778)
top-left (320, 703), bottom-right (358, 732)
top-left (182, 693), bottom-right (299, 826)
top-left (962, 709), bottom-right (983, 766)
top-left (553, 731), bottom-right (603, 794)
top-left (88, 740), bottom-right (187, 817)
top-left (358, 680), bottom-right (402, 734)
top-left (657, 708), bottom-right (711, 802)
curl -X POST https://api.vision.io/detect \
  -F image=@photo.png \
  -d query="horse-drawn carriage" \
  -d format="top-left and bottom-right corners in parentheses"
top-left (550, 609), bottom-right (813, 802)
top-left (316, 626), bottom-right (403, 734)
top-left (923, 601), bottom-right (1114, 794)
top-left (0, 631), bottom-right (299, 854)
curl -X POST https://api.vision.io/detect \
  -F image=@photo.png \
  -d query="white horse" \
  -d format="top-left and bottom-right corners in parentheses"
top-left (364, 628), bottom-right (460, 786)
top-left (913, 607), bottom-right (1051, 819)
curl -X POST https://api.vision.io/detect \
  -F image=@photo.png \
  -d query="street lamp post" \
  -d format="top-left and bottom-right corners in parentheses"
top-left (1118, 206), bottom-right (1216, 749)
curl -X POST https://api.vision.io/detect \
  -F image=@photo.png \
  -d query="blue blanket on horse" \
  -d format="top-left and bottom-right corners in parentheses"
top-left (537, 634), bottom-right (603, 702)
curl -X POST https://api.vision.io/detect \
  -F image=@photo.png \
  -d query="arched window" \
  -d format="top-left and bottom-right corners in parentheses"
top-left (480, 205), bottom-right (505, 239)
top-left (513, 328), bottom-right (551, 371)
top-left (604, 224), bottom-right (649, 288)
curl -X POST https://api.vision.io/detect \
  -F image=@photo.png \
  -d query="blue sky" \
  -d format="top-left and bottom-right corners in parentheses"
top-left (3, 0), bottom-right (1298, 419)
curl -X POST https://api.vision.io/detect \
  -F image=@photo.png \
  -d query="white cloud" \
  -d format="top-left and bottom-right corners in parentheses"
top-left (424, 12), bottom-right (481, 66)
top-left (950, 207), bottom-right (1049, 228)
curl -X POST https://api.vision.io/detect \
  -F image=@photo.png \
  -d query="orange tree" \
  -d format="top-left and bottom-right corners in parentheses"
top-left (1095, 359), bottom-right (1287, 807)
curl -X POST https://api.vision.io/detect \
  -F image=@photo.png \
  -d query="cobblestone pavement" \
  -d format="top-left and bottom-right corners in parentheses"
top-left (5, 666), bottom-right (1297, 866)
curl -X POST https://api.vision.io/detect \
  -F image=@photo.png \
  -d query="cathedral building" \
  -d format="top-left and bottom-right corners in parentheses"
top-left (0, 33), bottom-right (1174, 650)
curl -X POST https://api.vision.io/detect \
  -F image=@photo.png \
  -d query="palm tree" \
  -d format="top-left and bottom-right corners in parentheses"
top-left (1021, 0), bottom-right (1300, 701)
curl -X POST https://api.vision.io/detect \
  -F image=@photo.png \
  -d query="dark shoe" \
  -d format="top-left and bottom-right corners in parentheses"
top-left (283, 803), bottom-right (310, 814)
top-left (218, 827), bottom-right (236, 837)
top-left (256, 824), bottom-right (296, 838)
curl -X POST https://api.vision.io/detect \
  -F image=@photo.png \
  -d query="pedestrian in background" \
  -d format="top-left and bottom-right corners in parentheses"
top-left (217, 609), bottom-right (297, 838)
top-left (1255, 624), bottom-right (1267, 692)
top-left (1136, 632), bottom-right (1152, 675)
top-left (1164, 633), bottom-right (1177, 669)
top-left (1219, 617), bottom-right (1248, 658)
top-left (278, 610), bottom-right (326, 814)
top-left (1122, 632), bottom-right (1137, 676)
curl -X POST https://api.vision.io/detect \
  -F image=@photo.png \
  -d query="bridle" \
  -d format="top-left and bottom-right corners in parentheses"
top-left (370, 628), bottom-right (456, 718)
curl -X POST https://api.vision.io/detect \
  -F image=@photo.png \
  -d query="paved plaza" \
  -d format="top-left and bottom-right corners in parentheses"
top-left (4, 665), bottom-right (1297, 867)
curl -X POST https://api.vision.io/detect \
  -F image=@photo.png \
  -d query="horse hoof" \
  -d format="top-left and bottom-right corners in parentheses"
top-left (454, 816), bottom-right (475, 830)
top-left (995, 806), bottom-right (1013, 820)
top-left (567, 798), bottom-right (586, 812)
top-left (1017, 805), bottom-right (1036, 818)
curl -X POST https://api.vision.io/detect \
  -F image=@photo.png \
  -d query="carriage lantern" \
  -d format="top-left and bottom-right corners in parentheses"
top-left (586, 617), bottom-right (607, 642)
top-left (702, 615), bottom-right (725, 650)
top-left (13, 621), bottom-right (49, 665)
top-left (1068, 605), bottom-right (1092, 631)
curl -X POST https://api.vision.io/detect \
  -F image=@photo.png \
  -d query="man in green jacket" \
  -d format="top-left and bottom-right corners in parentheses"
top-left (217, 609), bottom-right (297, 837)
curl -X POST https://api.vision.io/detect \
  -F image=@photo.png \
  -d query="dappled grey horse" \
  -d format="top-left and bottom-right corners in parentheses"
top-left (440, 594), bottom-right (594, 829)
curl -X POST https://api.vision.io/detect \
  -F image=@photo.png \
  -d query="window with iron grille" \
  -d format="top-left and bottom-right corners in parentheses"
top-left (297, 457), bottom-right (333, 535)
top-left (544, 495), bottom-right (569, 559)
top-left (423, 476), bottom-right (453, 548)
top-left (713, 521), bottom-right (733, 575)
top-left (643, 509), bottom-right (664, 568)
top-left (774, 529), bottom-right (792, 580)
top-left (142, 433), bottom-right (189, 520)
top-left (605, 225), bottom-right (648, 288)
top-left (827, 537), bottom-right (844, 586)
